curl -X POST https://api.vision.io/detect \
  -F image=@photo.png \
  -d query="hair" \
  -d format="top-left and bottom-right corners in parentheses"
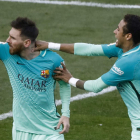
top-left (11, 17), bottom-right (39, 43)
top-left (123, 14), bottom-right (140, 45)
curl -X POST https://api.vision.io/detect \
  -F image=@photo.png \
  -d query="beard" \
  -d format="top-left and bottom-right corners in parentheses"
top-left (9, 43), bottom-right (23, 55)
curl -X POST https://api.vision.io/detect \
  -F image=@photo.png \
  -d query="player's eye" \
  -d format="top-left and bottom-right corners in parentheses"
top-left (11, 36), bottom-right (15, 40)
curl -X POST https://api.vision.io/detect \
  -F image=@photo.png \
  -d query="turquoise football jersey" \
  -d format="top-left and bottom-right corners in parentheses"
top-left (101, 43), bottom-right (140, 132)
top-left (0, 42), bottom-right (70, 135)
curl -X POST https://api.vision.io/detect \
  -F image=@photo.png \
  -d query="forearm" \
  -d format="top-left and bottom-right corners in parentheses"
top-left (76, 80), bottom-right (85, 90)
top-left (84, 77), bottom-right (108, 92)
top-left (49, 42), bottom-right (105, 56)
top-left (69, 77), bottom-right (108, 93)
top-left (48, 43), bottom-right (74, 54)
top-left (58, 80), bottom-right (71, 118)
top-left (60, 44), bottom-right (74, 54)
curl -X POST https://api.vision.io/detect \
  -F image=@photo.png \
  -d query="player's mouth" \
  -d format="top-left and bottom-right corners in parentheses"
top-left (8, 43), bottom-right (13, 48)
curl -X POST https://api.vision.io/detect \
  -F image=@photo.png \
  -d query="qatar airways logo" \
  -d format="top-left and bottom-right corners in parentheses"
top-left (18, 74), bottom-right (47, 92)
top-left (111, 64), bottom-right (124, 75)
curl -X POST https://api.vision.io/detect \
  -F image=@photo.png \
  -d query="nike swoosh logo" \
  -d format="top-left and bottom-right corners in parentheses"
top-left (17, 62), bottom-right (25, 65)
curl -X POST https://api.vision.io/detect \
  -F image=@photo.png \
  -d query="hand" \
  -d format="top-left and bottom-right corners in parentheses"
top-left (34, 40), bottom-right (48, 51)
top-left (53, 63), bottom-right (73, 83)
top-left (57, 116), bottom-right (70, 134)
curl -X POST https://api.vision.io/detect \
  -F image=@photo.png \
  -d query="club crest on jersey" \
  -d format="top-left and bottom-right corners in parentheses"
top-left (41, 70), bottom-right (49, 78)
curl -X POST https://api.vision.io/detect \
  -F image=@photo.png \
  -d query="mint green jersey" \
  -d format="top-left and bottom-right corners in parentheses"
top-left (0, 42), bottom-right (70, 135)
top-left (101, 43), bottom-right (140, 136)
top-left (74, 43), bottom-right (140, 138)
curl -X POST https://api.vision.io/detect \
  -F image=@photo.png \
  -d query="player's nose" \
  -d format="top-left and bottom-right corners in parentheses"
top-left (6, 36), bottom-right (10, 43)
top-left (113, 29), bottom-right (117, 34)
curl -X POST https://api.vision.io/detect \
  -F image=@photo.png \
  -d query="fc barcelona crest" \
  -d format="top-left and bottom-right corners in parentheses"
top-left (41, 70), bottom-right (49, 78)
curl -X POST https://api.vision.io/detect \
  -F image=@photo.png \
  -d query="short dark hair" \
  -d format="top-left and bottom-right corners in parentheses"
top-left (11, 17), bottom-right (39, 43)
top-left (123, 14), bottom-right (140, 45)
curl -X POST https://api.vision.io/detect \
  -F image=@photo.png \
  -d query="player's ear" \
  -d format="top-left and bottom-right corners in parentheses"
top-left (24, 39), bottom-right (31, 48)
top-left (125, 33), bottom-right (132, 41)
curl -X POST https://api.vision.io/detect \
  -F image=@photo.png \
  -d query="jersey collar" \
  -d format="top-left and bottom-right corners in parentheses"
top-left (122, 44), bottom-right (140, 57)
top-left (40, 50), bottom-right (46, 57)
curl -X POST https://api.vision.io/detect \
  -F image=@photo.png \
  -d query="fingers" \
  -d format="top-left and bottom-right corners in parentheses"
top-left (58, 124), bottom-right (69, 134)
top-left (59, 122), bottom-right (70, 134)
top-left (57, 116), bottom-right (70, 134)
top-left (61, 62), bottom-right (66, 70)
top-left (56, 124), bottom-right (65, 134)
top-left (59, 128), bottom-right (65, 134)
top-left (54, 63), bottom-right (66, 74)
top-left (56, 67), bottom-right (63, 70)
top-left (53, 75), bottom-right (62, 80)
top-left (54, 68), bottom-right (63, 73)
top-left (34, 40), bottom-right (41, 51)
top-left (53, 71), bottom-right (59, 74)
top-left (57, 120), bottom-right (61, 130)
top-left (34, 40), bottom-right (48, 51)
top-left (34, 47), bottom-right (39, 52)
top-left (54, 67), bottom-right (64, 76)
top-left (34, 46), bottom-right (42, 52)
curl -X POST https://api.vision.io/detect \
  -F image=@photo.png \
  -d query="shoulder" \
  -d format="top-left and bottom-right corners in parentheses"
top-left (41, 49), bottom-right (64, 65)
top-left (46, 49), bottom-right (63, 60)
top-left (0, 42), bottom-right (10, 53)
top-left (102, 43), bottom-right (119, 50)
top-left (102, 43), bottom-right (122, 58)
top-left (113, 51), bottom-right (140, 77)
top-left (0, 42), bottom-right (10, 60)
top-left (121, 48), bottom-right (140, 65)
top-left (0, 42), bottom-right (9, 48)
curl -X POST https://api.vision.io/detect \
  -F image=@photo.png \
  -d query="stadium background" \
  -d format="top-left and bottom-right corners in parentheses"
top-left (0, 0), bottom-right (139, 139)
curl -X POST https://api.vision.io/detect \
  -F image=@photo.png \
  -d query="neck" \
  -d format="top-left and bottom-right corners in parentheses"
top-left (20, 42), bottom-right (40, 60)
top-left (122, 42), bottom-right (138, 53)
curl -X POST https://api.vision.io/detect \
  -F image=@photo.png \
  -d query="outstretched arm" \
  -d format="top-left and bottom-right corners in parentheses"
top-left (35, 41), bottom-right (105, 56)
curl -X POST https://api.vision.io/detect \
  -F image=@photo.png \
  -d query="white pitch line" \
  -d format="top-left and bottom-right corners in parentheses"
top-left (55, 86), bottom-right (116, 105)
top-left (0, 111), bottom-right (13, 121)
top-left (0, 0), bottom-right (140, 9)
top-left (0, 86), bottom-right (116, 121)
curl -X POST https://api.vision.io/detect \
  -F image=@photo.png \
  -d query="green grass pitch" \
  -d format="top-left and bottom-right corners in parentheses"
top-left (0, 0), bottom-right (139, 139)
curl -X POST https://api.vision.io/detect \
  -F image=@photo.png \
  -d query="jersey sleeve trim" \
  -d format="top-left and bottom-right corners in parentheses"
top-left (74, 43), bottom-right (105, 56)
top-left (84, 77), bottom-right (108, 93)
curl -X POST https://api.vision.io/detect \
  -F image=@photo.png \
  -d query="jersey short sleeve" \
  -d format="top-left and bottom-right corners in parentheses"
top-left (101, 59), bottom-right (134, 86)
top-left (0, 42), bottom-right (10, 60)
top-left (45, 49), bottom-right (64, 76)
top-left (102, 43), bottom-right (122, 58)
top-left (46, 49), bottom-right (64, 68)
